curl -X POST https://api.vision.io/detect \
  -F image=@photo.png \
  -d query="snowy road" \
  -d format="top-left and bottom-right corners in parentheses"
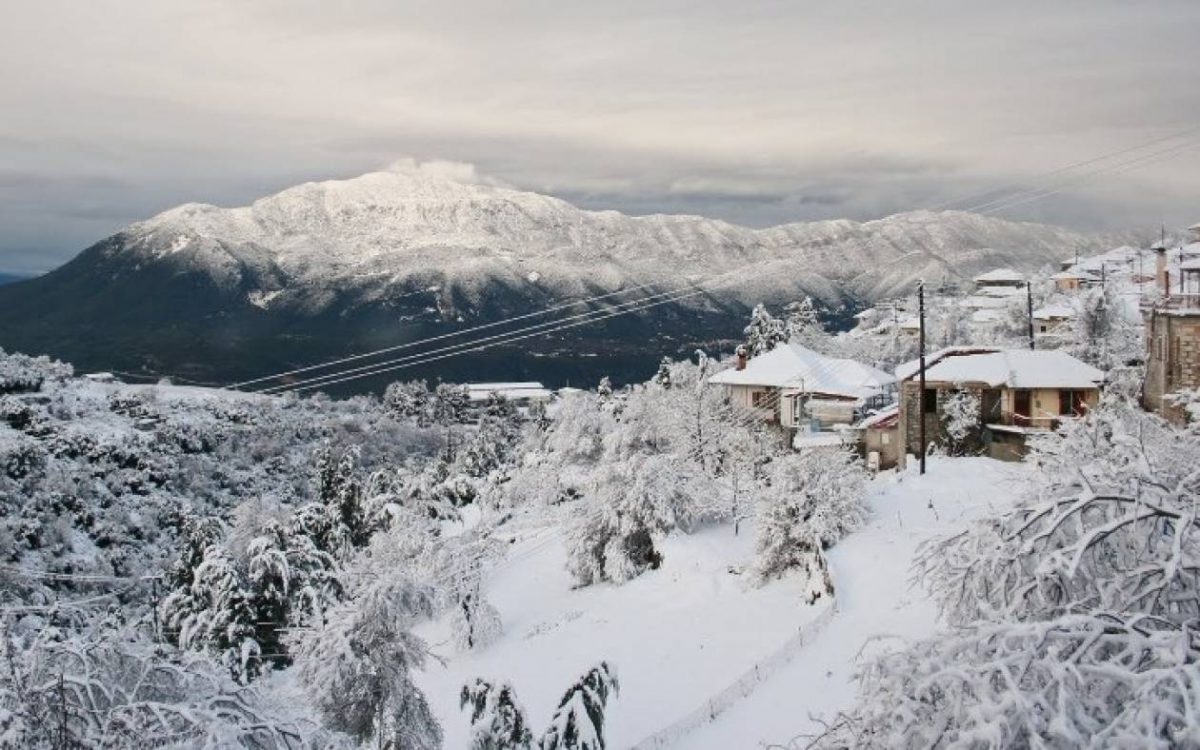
top-left (684, 457), bottom-right (1028, 749)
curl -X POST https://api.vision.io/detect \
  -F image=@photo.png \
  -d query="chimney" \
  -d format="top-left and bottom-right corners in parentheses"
top-left (735, 344), bottom-right (748, 371)
top-left (1156, 245), bottom-right (1169, 296)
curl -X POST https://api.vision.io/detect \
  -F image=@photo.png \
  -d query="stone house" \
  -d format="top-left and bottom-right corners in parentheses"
top-left (1143, 255), bottom-right (1200, 424)
top-left (896, 348), bottom-right (1104, 465)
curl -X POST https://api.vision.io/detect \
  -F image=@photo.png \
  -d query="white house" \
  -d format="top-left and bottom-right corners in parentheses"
top-left (466, 382), bottom-right (552, 405)
top-left (973, 268), bottom-right (1026, 292)
top-left (1033, 303), bottom-right (1075, 336)
top-left (709, 343), bottom-right (896, 432)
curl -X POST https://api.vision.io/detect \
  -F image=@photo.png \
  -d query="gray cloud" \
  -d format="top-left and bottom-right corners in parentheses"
top-left (1, 0), bottom-right (1198, 273)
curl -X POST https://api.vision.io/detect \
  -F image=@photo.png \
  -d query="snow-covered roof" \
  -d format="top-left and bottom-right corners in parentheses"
top-left (854, 405), bottom-right (899, 429)
top-left (895, 346), bottom-right (1002, 381)
top-left (919, 350), bottom-right (1104, 389)
top-left (792, 432), bottom-right (848, 450)
top-left (1181, 257), bottom-right (1200, 271)
top-left (970, 309), bottom-right (1003, 323)
top-left (1033, 303), bottom-right (1075, 320)
top-left (1189, 221), bottom-right (1200, 232)
top-left (466, 382), bottom-right (551, 402)
top-left (709, 342), bottom-right (894, 399)
top-left (974, 268), bottom-right (1025, 284)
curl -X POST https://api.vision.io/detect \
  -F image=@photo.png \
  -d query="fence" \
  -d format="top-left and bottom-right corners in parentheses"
top-left (628, 597), bottom-right (839, 750)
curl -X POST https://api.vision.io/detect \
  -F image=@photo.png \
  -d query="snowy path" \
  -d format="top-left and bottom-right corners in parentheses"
top-left (684, 457), bottom-right (1029, 749)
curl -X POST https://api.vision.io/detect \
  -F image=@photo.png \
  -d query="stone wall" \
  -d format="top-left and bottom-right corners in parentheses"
top-left (1144, 312), bottom-right (1200, 424)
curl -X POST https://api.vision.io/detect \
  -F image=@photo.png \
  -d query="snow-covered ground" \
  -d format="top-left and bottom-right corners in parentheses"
top-left (415, 520), bottom-right (830, 748)
top-left (688, 456), bottom-right (1029, 749)
top-left (414, 456), bottom-right (1029, 748)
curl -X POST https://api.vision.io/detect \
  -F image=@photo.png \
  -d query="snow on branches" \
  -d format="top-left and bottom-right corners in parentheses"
top-left (289, 573), bottom-right (441, 749)
top-left (915, 397), bottom-right (1200, 627)
top-left (810, 614), bottom-right (1200, 749)
top-left (460, 678), bottom-right (533, 750)
top-left (540, 662), bottom-right (619, 750)
top-left (0, 624), bottom-right (318, 749)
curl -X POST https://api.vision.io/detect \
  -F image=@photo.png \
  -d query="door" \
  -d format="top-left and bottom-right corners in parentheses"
top-left (1012, 390), bottom-right (1031, 425)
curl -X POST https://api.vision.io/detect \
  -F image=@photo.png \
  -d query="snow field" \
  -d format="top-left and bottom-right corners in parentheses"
top-left (415, 519), bottom-right (829, 748)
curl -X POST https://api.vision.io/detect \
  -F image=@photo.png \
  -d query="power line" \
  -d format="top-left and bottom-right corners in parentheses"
top-left (254, 282), bottom-right (717, 394)
top-left (928, 124), bottom-right (1200, 212)
top-left (226, 127), bottom-right (1191, 396)
top-left (231, 282), bottom-right (667, 389)
top-left (960, 135), bottom-right (1200, 216)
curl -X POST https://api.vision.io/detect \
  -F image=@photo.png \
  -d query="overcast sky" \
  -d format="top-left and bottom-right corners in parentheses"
top-left (1, 0), bottom-right (1198, 274)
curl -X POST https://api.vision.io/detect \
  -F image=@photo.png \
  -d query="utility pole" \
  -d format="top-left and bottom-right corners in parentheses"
top-left (1026, 281), bottom-right (1035, 350)
top-left (917, 281), bottom-right (927, 476)
top-left (1101, 262), bottom-right (1106, 286)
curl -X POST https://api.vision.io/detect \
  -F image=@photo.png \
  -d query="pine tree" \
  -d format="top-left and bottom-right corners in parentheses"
top-left (652, 357), bottom-right (672, 389)
top-left (539, 663), bottom-right (619, 750)
top-left (743, 304), bottom-right (787, 357)
top-left (784, 297), bottom-right (824, 348)
top-left (461, 679), bottom-right (533, 750)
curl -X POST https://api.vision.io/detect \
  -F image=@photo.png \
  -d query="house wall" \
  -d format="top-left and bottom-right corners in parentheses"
top-left (899, 380), bottom-right (1099, 464)
top-left (726, 384), bottom-right (778, 421)
top-left (1055, 278), bottom-right (1080, 292)
top-left (862, 425), bottom-right (899, 470)
top-left (1144, 312), bottom-right (1200, 425)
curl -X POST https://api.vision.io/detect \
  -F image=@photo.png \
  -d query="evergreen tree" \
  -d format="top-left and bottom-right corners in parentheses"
top-left (652, 357), bottom-right (672, 389)
top-left (743, 304), bottom-right (787, 357)
top-left (784, 297), bottom-right (824, 348)
top-left (539, 663), bottom-right (619, 750)
top-left (461, 679), bottom-right (533, 750)
top-left (384, 379), bottom-right (433, 425)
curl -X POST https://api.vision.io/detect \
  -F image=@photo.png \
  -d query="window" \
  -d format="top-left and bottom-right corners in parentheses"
top-left (922, 389), bottom-right (938, 413)
top-left (1059, 389), bottom-right (1087, 416)
top-left (751, 390), bottom-right (771, 409)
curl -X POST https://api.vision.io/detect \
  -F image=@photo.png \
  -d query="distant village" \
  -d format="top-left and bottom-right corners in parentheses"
top-left (706, 220), bottom-right (1200, 470)
top-left (461, 220), bottom-right (1200, 473)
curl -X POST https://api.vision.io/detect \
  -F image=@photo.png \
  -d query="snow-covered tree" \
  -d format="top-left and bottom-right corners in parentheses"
top-left (0, 624), bottom-right (321, 749)
top-left (460, 678), bottom-right (533, 750)
top-left (1069, 282), bottom-right (1142, 370)
top-left (916, 397), bottom-right (1200, 627)
top-left (809, 614), bottom-right (1200, 749)
top-left (940, 387), bottom-right (980, 455)
top-left (290, 574), bottom-right (441, 749)
top-left (754, 448), bottom-right (868, 585)
top-left (744, 304), bottom-right (788, 357)
top-left (784, 297), bottom-right (824, 348)
top-left (385, 379), bottom-right (433, 425)
top-left (652, 357), bottom-right (673, 389)
top-left (539, 663), bottom-right (619, 750)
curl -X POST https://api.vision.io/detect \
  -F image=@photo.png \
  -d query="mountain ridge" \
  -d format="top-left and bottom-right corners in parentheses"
top-left (0, 169), bottom-right (1138, 391)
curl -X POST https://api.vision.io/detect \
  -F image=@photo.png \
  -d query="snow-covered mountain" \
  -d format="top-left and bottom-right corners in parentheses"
top-left (0, 169), bottom-right (1130, 390)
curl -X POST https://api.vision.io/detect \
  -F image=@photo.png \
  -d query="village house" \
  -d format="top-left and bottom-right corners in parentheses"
top-left (1033, 303), bottom-right (1075, 338)
top-left (467, 381), bottom-right (552, 406)
top-left (895, 348), bottom-right (1104, 464)
top-left (973, 268), bottom-right (1026, 296)
top-left (709, 343), bottom-right (896, 437)
top-left (849, 405), bottom-right (900, 471)
top-left (1143, 248), bottom-right (1200, 424)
